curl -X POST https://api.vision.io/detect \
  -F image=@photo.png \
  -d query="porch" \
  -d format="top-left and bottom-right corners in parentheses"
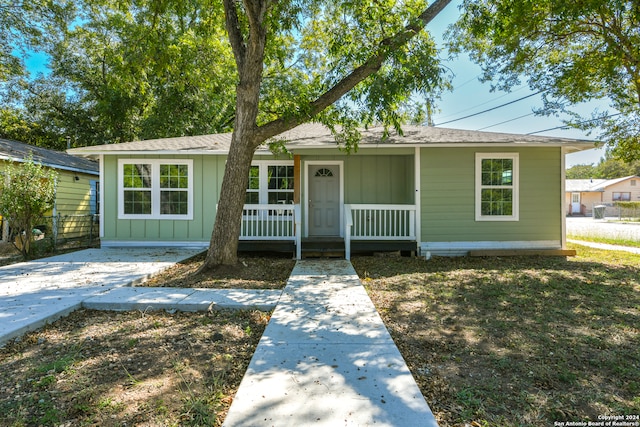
top-left (237, 203), bottom-right (418, 259)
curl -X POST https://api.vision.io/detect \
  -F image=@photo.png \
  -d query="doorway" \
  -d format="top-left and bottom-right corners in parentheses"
top-left (307, 163), bottom-right (342, 237)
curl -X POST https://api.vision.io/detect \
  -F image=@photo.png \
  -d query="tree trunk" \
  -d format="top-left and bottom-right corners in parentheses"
top-left (200, 0), bottom-right (267, 269)
top-left (200, 81), bottom-right (263, 268)
top-left (200, 133), bottom-right (256, 268)
top-left (201, 0), bottom-right (452, 270)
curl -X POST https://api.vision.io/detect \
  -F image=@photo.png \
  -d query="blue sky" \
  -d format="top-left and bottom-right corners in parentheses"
top-left (429, 0), bottom-right (608, 167)
top-left (22, 1), bottom-right (607, 167)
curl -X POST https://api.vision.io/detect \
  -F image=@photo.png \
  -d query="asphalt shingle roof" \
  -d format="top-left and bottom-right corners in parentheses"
top-left (68, 123), bottom-right (594, 156)
top-left (0, 138), bottom-right (98, 174)
top-left (566, 175), bottom-right (639, 192)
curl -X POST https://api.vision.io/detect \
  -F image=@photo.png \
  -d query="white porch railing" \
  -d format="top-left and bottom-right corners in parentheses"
top-left (344, 204), bottom-right (417, 260)
top-left (240, 204), bottom-right (301, 258)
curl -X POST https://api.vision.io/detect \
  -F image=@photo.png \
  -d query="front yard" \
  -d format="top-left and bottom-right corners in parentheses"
top-left (0, 244), bottom-right (638, 426)
top-left (352, 245), bottom-right (639, 425)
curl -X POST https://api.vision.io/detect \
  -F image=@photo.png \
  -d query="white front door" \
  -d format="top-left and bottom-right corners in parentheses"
top-left (571, 192), bottom-right (581, 214)
top-left (308, 164), bottom-right (341, 236)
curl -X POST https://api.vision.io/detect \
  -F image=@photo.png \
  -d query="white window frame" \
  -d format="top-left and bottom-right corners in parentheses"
top-left (475, 153), bottom-right (519, 221)
top-left (118, 159), bottom-right (193, 220)
top-left (246, 160), bottom-right (295, 205)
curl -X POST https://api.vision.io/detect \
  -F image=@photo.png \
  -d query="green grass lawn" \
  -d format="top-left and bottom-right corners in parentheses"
top-left (568, 234), bottom-right (640, 248)
top-left (352, 243), bottom-right (640, 427)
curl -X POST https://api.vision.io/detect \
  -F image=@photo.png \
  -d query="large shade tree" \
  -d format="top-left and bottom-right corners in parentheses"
top-left (0, 0), bottom-right (74, 149)
top-left (0, 0), bottom-right (72, 81)
top-left (2, 0), bottom-right (237, 147)
top-left (201, 0), bottom-right (453, 269)
top-left (448, 0), bottom-right (640, 161)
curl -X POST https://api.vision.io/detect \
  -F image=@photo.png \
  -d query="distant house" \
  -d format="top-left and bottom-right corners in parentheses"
top-left (566, 175), bottom-right (640, 216)
top-left (0, 138), bottom-right (99, 242)
top-left (69, 124), bottom-right (593, 258)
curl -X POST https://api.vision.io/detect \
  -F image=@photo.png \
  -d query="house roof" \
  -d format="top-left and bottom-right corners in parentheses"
top-left (68, 123), bottom-right (595, 157)
top-left (0, 138), bottom-right (99, 175)
top-left (566, 175), bottom-right (639, 192)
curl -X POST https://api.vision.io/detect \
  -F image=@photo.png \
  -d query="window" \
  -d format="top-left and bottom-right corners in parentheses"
top-left (612, 192), bottom-right (631, 201)
top-left (571, 193), bottom-right (580, 204)
top-left (118, 159), bottom-right (193, 219)
top-left (245, 161), bottom-right (294, 205)
top-left (246, 166), bottom-right (260, 204)
top-left (476, 153), bottom-right (519, 221)
top-left (268, 165), bottom-right (294, 204)
top-left (315, 168), bottom-right (334, 177)
top-left (631, 180), bottom-right (636, 186)
top-left (89, 180), bottom-right (100, 216)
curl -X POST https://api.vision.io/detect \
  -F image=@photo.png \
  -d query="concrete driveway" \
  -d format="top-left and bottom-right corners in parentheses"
top-left (0, 247), bottom-right (203, 344)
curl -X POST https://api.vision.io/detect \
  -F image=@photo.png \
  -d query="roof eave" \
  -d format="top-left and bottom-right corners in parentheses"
top-left (1, 154), bottom-right (98, 175)
top-left (287, 141), bottom-right (597, 150)
top-left (67, 140), bottom-right (596, 156)
top-left (68, 149), bottom-right (231, 157)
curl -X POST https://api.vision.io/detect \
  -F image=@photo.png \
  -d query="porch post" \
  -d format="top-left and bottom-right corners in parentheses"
top-left (294, 155), bottom-right (302, 259)
top-left (99, 155), bottom-right (105, 239)
top-left (414, 147), bottom-right (421, 252)
top-left (293, 155), bottom-right (301, 203)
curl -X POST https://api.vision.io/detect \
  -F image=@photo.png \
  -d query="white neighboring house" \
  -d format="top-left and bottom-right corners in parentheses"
top-left (565, 175), bottom-right (640, 216)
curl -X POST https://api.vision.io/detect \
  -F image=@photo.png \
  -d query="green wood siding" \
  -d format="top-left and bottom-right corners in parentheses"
top-left (102, 146), bottom-right (562, 245)
top-left (345, 155), bottom-right (414, 204)
top-left (103, 154), bottom-right (225, 242)
top-left (299, 154), bottom-right (414, 204)
top-left (420, 147), bottom-right (562, 242)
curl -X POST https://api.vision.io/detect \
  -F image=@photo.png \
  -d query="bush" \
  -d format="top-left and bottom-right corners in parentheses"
top-left (0, 155), bottom-right (58, 259)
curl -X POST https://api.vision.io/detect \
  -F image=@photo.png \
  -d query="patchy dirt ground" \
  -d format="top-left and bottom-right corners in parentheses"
top-left (0, 309), bottom-right (269, 426)
top-left (352, 248), bottom-right (640, 426)
top-left (0, 241), bottom-right (23, 266)
top-left (1, 246), bottom-right (638, 426)
top-left (0, 252), bottom-right (294, 427)
top-left (142, 251), bottom-right (296, 290)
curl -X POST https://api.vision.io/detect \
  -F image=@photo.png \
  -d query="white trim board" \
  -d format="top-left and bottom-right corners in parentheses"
top-left (101, 240), bottom-right (209, 249)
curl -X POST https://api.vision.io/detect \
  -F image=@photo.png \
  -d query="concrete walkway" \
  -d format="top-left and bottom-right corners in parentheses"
top-left (0, 251), bottom-right (438, 426)
top-left (223, 260), bottom-right (438, 427)
top-left (0, 248), bottom-right (281, 345)
top-left (568, 239), bottom-right (640, 254)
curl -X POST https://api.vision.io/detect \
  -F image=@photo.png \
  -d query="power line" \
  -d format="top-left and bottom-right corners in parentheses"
top-left (437, 85), bottom-right (528, 121)
top-left (435, 91), bottom-right (543, 126)
top-left (454, 73), bottom-right (483, 90)
top-left (526, 113), bottom-right (622, 135)
top-left (476, 112), bottom-right (535, 131)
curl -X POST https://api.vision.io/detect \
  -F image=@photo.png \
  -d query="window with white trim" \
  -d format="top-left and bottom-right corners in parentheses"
top-left (245, 161), bottom-right (294, 205)
top-left (475, 153), bottom-right (519, 221)
top-left (118, 159), bottom-right (193, 220)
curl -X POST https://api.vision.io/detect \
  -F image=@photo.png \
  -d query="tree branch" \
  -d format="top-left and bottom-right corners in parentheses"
top-left (223, 0), bottom-right (246, 70)
top-left (255, 0), bottom-right (452, 143)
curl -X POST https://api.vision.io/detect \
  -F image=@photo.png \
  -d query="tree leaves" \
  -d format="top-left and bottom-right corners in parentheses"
top-left (0, 155), bottom-right (58, 259)
top-left (2, 0), bottom-right (237, 147)
top-left (449, 0), bottom-right (640, 161)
